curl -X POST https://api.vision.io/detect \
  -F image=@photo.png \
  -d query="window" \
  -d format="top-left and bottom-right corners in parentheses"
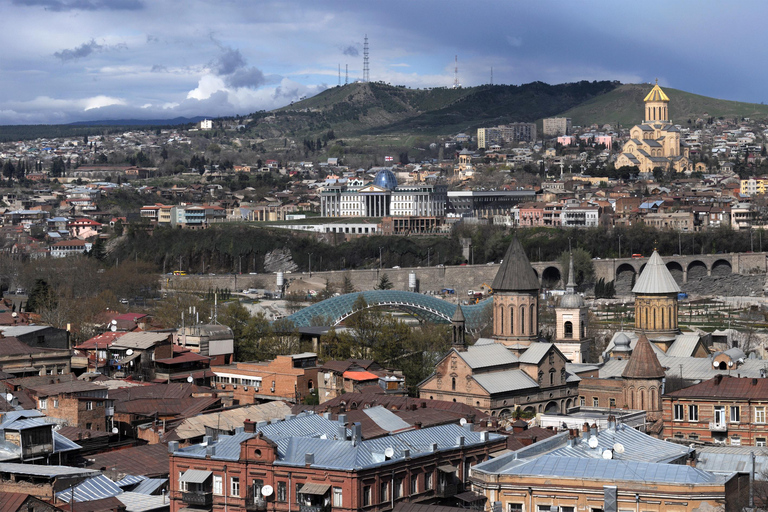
top-left (394, 478), bottom-right (403, 499)
top-left (333, 487), bottom-right (343, 507)
top-left (277, 481), bottom-right (287, 502)
top-left (592, 397), bottom-right (599, 407)
top-left (363, 486), bottom-right (372, 506)
top-left (731, 406), bottom-right (741, 423)
top-left (85, 401), bottom-right (93, 411)
top-left (39, 399), bottom-right (47, 409)
top-left (538, 506), bottom-right (553, 512)
top-left (689, 404), bottom-right (699, 422)
top-left (380, 481), bottom-right (389, 503)
top-left (674, 404), bottom-right (684, 421)
top-left (757, 438), bottom-right (767, 447)
top-left (179, 471), bottom-right (187, 492)
top-left (252, 479), bottom-right (263, 500)
top-left (580, 396), bottom-right (585, 407)
top-left (508, 505), bottom-right (523, 512)
top-left (609, 398), bottom-right (616, 407)
top-left (425, 472), bottom-right (433, 490)
top-left (714, 406), bottom-right (726, 426)
top-left (410, 475), bottom-right (418, 495)
top-left (561, 508), bottom-right (575, 512)
top-left (213, 475), bottom-right (223, 495)
top-left (231, 477), bottom-right (240, 497)
top-left (53, 399), bottom-right (58, 408)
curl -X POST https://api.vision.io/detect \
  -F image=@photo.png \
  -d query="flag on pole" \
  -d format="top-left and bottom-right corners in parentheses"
top-left (384, 156), bottom-right (393, 162)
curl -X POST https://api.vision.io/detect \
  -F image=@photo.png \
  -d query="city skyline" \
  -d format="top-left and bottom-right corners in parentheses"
top-left (2, 0), bottom-right (767, 125)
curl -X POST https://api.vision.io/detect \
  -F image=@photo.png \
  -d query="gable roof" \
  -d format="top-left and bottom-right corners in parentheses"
top-left (491, 237), bottom-right (540, 292)
top-left (518, 343), bottom-right (555, 364)
top-left (632, 250), bottom-right (681, 294)
top-left (455, 344), bottom-right (518, 370)
top-left (622, 334), bottom-right (666, 379)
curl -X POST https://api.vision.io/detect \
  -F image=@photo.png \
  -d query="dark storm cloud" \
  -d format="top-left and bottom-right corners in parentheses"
top-left (225, 67), bottom-right (266, 89)
top-left (342, 45), bottom-right (359, 57)
top-left (13, 0), bottom-right (143, 11)
top-left (54, 39), bottom-right (102, 61)
top-left (210, 47), bottom-right (246, 76)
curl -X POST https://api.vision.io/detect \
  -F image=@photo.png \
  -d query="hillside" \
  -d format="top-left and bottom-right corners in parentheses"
top-left (254, 80), bottom-right (620, 138)
top-left (559, 83), bottom-right (768, 128)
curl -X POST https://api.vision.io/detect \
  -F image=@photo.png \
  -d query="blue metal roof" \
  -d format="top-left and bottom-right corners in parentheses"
top-left (494, 455), bottom-right (722, 485)
top-left (114, 474), bottom-right (146, 488)
top-left (285, 291), bottom-right (492, 332)
top-left (131, 477), bottom-right (168, 495)
top-left (56, 474), bottom-right (123, 502)
top-left (373, 169), bottom-right (398, 190)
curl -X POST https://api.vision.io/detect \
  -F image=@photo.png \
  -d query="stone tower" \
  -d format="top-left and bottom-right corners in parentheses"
top-left (554, 255), bottom-right (590, 363)
top-left (491, 236), bottom-right (541, 352)
top-left (451, 304), bottom-right (467, 351)
top-left (633, 250), bottom-right (681, 349)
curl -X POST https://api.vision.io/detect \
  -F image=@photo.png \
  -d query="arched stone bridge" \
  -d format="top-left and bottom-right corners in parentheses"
top-left (529, 252), bottom-right (768, 286)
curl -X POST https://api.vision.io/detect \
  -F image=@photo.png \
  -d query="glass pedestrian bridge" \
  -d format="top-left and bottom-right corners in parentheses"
top-left (285, 290), bottom-right (492, 332)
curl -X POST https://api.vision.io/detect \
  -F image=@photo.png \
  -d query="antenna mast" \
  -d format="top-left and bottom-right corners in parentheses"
top-left (338, 64), bottom-right (341, 86)
top-left (490, 67), bottom-right (493, 85)
top-left (363, 35), bottom-right (369, 82)
top-left (345, 64), bottom-right (348, 85)
top-left (453, 55), bottom-right (459, 89)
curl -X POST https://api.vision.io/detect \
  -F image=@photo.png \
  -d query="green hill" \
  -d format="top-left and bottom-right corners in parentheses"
top-left (558, 83), bottom-right (768, 128)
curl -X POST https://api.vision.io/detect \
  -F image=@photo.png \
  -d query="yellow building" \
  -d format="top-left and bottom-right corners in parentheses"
top-left (740, 177), bottom-right (768, 196)
top-left (615, 82), bottom-right (691, 173)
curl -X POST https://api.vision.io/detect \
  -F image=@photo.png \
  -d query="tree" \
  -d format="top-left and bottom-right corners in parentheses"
top-left (27, 279), bottom-right (54, 313)
top-left (89, 237), bottom-right (106, 261)
top-left (376, 273), bottom-right (393, 290)
top-left (341, 273), bottom-right (355, 294)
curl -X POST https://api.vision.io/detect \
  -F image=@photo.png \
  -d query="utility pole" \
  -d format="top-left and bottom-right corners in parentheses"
top-left (308, 253), bottom-right (312, 277)
top-left (618, 234), bottom-right (622, 259)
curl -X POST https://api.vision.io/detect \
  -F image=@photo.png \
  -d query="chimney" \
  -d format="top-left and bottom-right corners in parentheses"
top-left (607, 415), bottom-right (616, 429)
top-left (480, 431), bottom-right (489, 442)
top-left (352, 422), bottom-right (362, 446)
top-left (590, 423), bottom-right (598, 437)
top-left (464, 423), bottom-right (474, 432)
top-left (456, 436), bottom-right (464, 447)
top-left (202, 435), bottom-right (212, 446)
top-left (582, 422), bottom-right (590, 434)
top-left (322, 412), bottom-right (331, 420)
top-left (270, 417), bottom-right (282, 424)
top-left (305, 453), bottom-right (314, 466)
top-left (168, 441), bottom-right (179, 453)
top-left (715, 374), bottom-right (723, 385)
top-left (338, 413), bottom-right (347, 425)
top-left (431, 443), bottom-right (438, 452)
top-left (414, 421), bottom-right (422, 430)
top-left (235, 426), bottom-right (244, 434)
top-left (243, 419), bottom-right (256, 433)
top-left (337, 425), bottom-right (347, 440)
top-left (206, 444), bottom-right (216, 457)
top-left (285, 414), bottom-right (296, 421)
top-left (256, 421), bottom-right (268, 429)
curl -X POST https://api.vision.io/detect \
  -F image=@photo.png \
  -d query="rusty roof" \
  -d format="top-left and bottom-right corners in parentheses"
top-left (115, 396), bottom-right (220, 418)
top-left (667, 375), bottom-right (768, 400)
top-left (85, 443), bottom-right (170, 478)
top-left (0, 492), bottom-right (29, 512)
top-left (622, 334), bottom-right (666, 379)
top-left (30, 380), bottom-right (105, 397)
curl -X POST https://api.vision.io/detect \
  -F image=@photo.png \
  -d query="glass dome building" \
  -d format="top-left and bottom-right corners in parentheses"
top-left (373, 169), bottom-right (398, 190)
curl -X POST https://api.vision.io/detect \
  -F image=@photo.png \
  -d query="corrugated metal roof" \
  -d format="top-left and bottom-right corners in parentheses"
top-left (474, 369), bottom-right (538, 394)
top-left (518, 343), bottom-right (553, 364)
top-left (599, 354), bottom-right (768, 380)
top-left (665, 334), bottom-right (704, 357)
top-left (494, 456), bottom-right (720, 485)
top-left (111, 332), bottom-right (170, 350)
top-left (632, 251), bottom-right (681, 294)
top-left (457, 344), bottom-right (518, 370)
top-left (131, 478), bottom-right (167, 495)
top-left (362, 406), bottom-right (411, 432)
top-left (85, 443), bottom-right (169, 478)
top-left (56, 474), bottom-right (122, 502)
top-left (173, 402), bottom-right (291, 440)
top-left (697, 447), bottom-right (768, 475)
top-left (117, 492), bottom-right (169, 512)
top-left (114, 475), bottom-right (146, 488)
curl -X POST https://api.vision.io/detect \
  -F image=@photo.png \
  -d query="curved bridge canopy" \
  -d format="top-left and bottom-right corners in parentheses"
top-left (285, 290), bottom-right (492, 332)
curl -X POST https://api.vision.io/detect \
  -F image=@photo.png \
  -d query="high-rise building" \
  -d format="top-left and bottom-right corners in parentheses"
top-left (542, 117), bottom-right (572, 136)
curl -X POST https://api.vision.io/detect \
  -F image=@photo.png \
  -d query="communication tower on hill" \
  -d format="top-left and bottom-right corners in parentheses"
top-left (453, 55), bottom-right (460, 89)
top-left (363, 35), bottom-right (370, 82)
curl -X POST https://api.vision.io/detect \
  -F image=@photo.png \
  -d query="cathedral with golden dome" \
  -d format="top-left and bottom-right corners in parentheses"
top-left (615, 81), bottom-right (691, 173)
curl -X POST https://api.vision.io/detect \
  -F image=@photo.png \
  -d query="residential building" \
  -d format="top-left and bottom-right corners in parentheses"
top-left (740, 177), bottom-right (768, 196)
top-left (445, 190), bottom-right (536, 219)
top-left (615, 82), bottom-right (692, 173)
top-left (108, 332), bottom-right (174, 380)
top-left (28, 380), bottom-right (112, 431)
top-left (50, 239), bottom-right (91, 258)
top-left (0, 337), bottom-right (71, 377)
top-left (560, 204), bottom-right (599, 228)
top-left (542, 117), bottom-right (572, 137)
top-left (643, 211), bottom-right (695, 231)
top-left (477, 123), bottom-right (537, 149)
top-left (0, 463), bottom-right (98, 502)
top-left (663, 375), bottom-right (768, 446)
top-left (316, 359), bottom-right (405, 404)
top-left (211, 353), bottom-right (319, 405)
top-left (168, 411), bottom-right (506, 512)
top-left (0, 410), bottom-right (81, 464)
top-left (175, 324), bottom-right (234, 366)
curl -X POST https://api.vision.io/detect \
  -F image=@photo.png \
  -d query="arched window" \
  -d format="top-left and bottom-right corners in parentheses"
top-left (653, 308), bottom-right (656, 329)
top-left (549, 369), bottom-right (555, 386)
top-left (564, 321), bottom-right (573, 338)
top-left (639, 390), bottom-right (645, 410)
top-left (661, 307), bottom-right (665, 328)
top-left (451, 377), bottom-right (456, 391)
top-left (510, 307), bottom-right (514, 335)
top-left (530, 304), bottom-right (535, 335)
top-left (499, 306), bottom-right (504, 334)
top-left (650, 388), bottom-right (657, 409)
top-left (581, 322), bottom-right (586, 338)
top-left (520, 306), bottom-right (526, 335)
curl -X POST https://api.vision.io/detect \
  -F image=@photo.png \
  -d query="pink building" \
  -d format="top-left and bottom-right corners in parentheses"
top-left (557, 136), bottom-right (576, 146)
top-left (518, 203), bottom-right (545, 226)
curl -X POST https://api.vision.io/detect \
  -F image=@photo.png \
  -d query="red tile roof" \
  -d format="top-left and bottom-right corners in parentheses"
top-left (667, 374), bottom-right (768, 400)
top-left (85, 442), bottom-right (170, 477)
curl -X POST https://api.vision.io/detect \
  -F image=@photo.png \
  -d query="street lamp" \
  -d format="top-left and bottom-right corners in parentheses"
top-left (618, 234), bottom-right (622, 259)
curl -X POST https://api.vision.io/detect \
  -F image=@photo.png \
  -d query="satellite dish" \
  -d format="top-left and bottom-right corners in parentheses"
top-left (459, 418), bottom-right (467, 426)
top-left (126, 349), bottom-right (134, 356)
top-left (110, 325), bottom-right (117, 332)
top-left (713, 362), bottom-right (719, 368)
top-left (613, 443), bottom-right (625, 454)
top-left (112, 427), bottom-right (119, 434)
top-left (187, 376), bottom-right (194, 383)
top-left (588, 436), bottom-right (599, 449)
top-left (261, 485), bottom-right (274, 497)
top-left (602, 450), bottom-right (613, 459)
top-left (111, 319), bottom-right (118, 325)
top-left (5, 393), bottom-right (13, 402)
top-left (384, 447), bottom-right (395, 458)
top-left (11, 312), bottom-right (17, 318)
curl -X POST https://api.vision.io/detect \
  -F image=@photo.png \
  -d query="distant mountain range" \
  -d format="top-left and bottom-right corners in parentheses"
top-left (67, 116), bottom-right (208, 127)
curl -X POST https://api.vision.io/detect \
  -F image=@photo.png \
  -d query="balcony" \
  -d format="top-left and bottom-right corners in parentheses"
top-left (245, 497), bottom-right (267, 511)
top-left (299, 506), bottom-right (326, 512)
top-left (182, 491), bottom-right (213, 506)
top-left (709, 422), bottom-right (728, 432)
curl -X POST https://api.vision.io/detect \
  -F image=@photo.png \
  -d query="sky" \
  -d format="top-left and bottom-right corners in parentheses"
top-left (2, 0), bottom-right (767, 125)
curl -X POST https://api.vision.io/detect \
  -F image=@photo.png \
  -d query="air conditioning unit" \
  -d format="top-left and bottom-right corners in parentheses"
top-left (270, 387), bottom-right (275, 393)
top-left (244, 386), bottom-right (248, 391)
top-left (233, 385), bottom-right (237, 389)
top-left (220, 384), bottom-right (226, 389)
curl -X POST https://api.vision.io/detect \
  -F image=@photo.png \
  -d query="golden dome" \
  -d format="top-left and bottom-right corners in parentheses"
top-left (643, 81), bottom-right (670, 102)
